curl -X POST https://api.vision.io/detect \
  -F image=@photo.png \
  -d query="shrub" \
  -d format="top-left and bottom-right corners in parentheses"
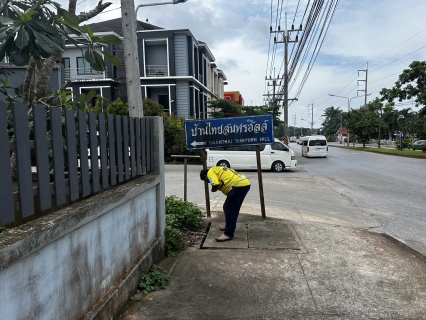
top-left (422, 144), bottom-right (426, 152)
top-left (106, 97), bottom-right (129, 116)
top-left (164, 196), bottom-right (204, 257)
top-left (395, 139), bottom-right (410, 149)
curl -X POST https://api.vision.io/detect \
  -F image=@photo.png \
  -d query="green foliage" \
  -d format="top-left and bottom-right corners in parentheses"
top-left (165, 196), bottom-right (204, 257)
top-left (207, 99), bottom-right (244, 118)
top-left (143, 98), bottom-right (164, 116)
top-left (395, 139), bottom-right (411, 150)
top-left (88, 96), bottom-right (129, 116)
top-left (0, 0), bottom-right (121, 71)
top-left (206, 99), bottom-right (282, 125)
top-left (381, 60), bottom-right (426, 117)
top-left (346, 101), bottom-right (380, 146)
top-left (162, 114), bottom-right (188, 161)
top-left (138, 265), bottom-right (171, 294)
top-left (321, 106), bottom-right (343, 137)
top-left (0, 226), bottom-right (8, 234)
top-left (106, 97), bottom-right (129, 116)
top-left (165, 195), bottom-right (204, 230)
top-left (89, 95), bottom-right (109, 115)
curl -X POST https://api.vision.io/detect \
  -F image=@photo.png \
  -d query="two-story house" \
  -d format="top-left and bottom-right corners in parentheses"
top-left (64, 18), bottom-right (227, 119)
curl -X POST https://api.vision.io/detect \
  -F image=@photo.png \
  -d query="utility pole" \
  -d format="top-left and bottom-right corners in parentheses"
top-left (357, 63), bottom-right (368, 107)
top-left (270, 12), bottom-right (301, 145)
top-left (309, 102), bottom-right (314, 134)
top-left (292, 114), bottom-right (296, 136)
top-left (121, 0), bottom-right (143, 118)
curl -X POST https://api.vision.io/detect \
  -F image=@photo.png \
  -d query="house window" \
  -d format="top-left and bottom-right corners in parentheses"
top-left (77, 57), bottom-right (101, 75)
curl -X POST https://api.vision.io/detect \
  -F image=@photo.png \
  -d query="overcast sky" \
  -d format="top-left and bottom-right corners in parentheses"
top-left (67, 0), bottom-right (426, 129)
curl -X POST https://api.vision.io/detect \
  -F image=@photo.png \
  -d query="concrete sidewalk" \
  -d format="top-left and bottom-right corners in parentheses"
top-left (119, 210), bottom-right (426, 319)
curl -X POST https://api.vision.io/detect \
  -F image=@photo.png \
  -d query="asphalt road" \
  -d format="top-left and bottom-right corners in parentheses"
top-left (289, 142), bottom-right (426, 256)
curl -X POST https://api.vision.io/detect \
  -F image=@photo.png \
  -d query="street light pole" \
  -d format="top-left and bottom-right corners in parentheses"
top-left (121, 0), bottom-right (187, 118)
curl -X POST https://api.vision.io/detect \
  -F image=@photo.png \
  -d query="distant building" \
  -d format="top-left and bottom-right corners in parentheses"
top-left (224, 91), bottom-right (244, 105)
top-left (335, 127), bottom-right (348, 142)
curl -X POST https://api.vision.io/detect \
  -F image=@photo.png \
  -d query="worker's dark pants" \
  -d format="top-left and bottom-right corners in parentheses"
top-left (223, 186), bottom-right (250, 238)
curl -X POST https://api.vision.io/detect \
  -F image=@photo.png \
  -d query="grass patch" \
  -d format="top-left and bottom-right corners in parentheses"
top-left (337, 146), bottom-right (426, 158)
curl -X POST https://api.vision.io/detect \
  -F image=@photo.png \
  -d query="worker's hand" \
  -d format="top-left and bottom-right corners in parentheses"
top-left (211, 185), bottom-right (220, 192)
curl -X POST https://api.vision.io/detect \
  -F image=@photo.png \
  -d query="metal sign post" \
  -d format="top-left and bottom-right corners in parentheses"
top-left (184, 115), bottom-right (274, 218)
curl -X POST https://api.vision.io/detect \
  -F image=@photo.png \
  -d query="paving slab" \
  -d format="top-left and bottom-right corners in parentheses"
top-left (119, 213), bottom-right (426, 320)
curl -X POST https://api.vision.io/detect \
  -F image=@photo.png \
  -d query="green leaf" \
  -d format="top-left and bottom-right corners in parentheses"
top-left (16, 26), bottom-right (29, 49)
top-left (83, 25), bottom-right (95, 39)
top-left (10, 44), bottom-right (30, 66)
top-left (92, 50), bottom-right (106, 71)
top-left (58, 8), bottom-right (80, 29)
top-left (32, 30), bottom-right (65, 54)
top-left (29, 20), bottom-right (60, 36)
top-left (0, 16), bottom-right (14, 26)
top-left (99, 35), bottom-right (122, 45)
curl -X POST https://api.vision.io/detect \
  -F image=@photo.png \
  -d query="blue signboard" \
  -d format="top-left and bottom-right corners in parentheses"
top-left (185, 115), bottom-right (275, 150)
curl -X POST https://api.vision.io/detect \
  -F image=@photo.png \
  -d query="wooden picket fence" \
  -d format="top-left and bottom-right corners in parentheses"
top-left (0, 102), bottom-right (155, 226)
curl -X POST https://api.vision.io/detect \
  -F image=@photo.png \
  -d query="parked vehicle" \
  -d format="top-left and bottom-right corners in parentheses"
top-left (411, 140), bottom-right (426, 150)
top-left (206, 139), bottom-right (297, 172)
top-left (301, 135), bottom-right (328, 158)
top-left (290, 136), bottom-right (297, 143)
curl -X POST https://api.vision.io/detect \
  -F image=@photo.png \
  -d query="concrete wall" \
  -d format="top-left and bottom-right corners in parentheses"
top-left (0, 117), bottom-right (165, 320)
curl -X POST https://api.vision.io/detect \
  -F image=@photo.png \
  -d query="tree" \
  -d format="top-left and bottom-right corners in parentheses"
top-left (0, 0), bottom-right (120, 103)
top-left (346, 104), bottom-right (379, 147)
top-left (320, 106), bottom-right (342, 139)
top-left (380, 60), bottom-right (426, 117)
top-left (207, 99), bottom-right (244, 118)
top-left (207, 99), bottom-right (283, 128)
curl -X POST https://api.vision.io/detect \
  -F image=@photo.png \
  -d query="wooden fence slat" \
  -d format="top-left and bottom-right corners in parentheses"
top-left (141, 118), bottom-right (146, 174)
top-left (33, 105), bottom-right (51, 210)
top-left (129, 117), bottom-right (136, 178)
top-left (88, 112), bottom-right (100, 193)
top-left (98, 114), bottom-right (108, 189)
top-left (122, 116), bottom-right (130, 180)
top-left (108, 115), bottom-right (117, 186)
top-left (115, 116), bottom-right (123, 183)
top-left (65, 110), bottom-right (79, 201)
top-left (13, 104), bottom-right (35, 217)
top-left (78, 112), bottom-right (90, 197)
top-left (147, 118), bottom-right (152, 172)
top-left (135, 118), bottom-right (141, 175)
top-left (50, 107), bottom-right (66, 206)
top-left (0, 103), bottom-right (15, 224)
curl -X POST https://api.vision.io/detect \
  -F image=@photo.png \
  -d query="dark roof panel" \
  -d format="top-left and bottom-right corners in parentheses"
top-left (86, 17), bottom-right (162, 36)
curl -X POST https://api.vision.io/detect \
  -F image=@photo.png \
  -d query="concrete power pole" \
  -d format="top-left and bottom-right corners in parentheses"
top-left (271, 13), bottom-right (301, 145)
top-left (357, 63), bottom-right (368, 107)
top-left (309, 102), bottom-right (313, 134)
top-left (121, 0), bottom-right (143, 118)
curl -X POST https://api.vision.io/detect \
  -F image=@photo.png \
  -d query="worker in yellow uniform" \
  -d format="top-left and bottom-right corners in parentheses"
top-left (200, 167), bottom-right (250, 241)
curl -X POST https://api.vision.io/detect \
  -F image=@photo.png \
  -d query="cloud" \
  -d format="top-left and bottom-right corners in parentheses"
top-left (56, 0), bottom-right (426, 127)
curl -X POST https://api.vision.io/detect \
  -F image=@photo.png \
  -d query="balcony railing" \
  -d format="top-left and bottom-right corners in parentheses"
top-left (64, 67), bottom-right (110, 82)
top-left (145, 65), bottom-right (168, 77)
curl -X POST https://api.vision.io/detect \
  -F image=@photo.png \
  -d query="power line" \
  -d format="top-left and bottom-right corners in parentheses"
top-left (370, 44), bottom-right (426, 73)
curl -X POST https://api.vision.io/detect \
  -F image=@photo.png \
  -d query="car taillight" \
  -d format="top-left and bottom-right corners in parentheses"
top-left (326, 146), bottom-right (328, 151)
top-left (307, 147), bottom-right (309, 152)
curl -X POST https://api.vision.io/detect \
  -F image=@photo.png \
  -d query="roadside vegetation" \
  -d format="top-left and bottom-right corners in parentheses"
top-left (320, 61), bottom-right (426, 146)
top-left (164, 195), bottom-right (205, 257)
top-left (337, 145), bottom-right (426, 159)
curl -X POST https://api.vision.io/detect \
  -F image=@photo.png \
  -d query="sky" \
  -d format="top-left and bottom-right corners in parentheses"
top-left (63, 0), bottom-right (426, 129)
